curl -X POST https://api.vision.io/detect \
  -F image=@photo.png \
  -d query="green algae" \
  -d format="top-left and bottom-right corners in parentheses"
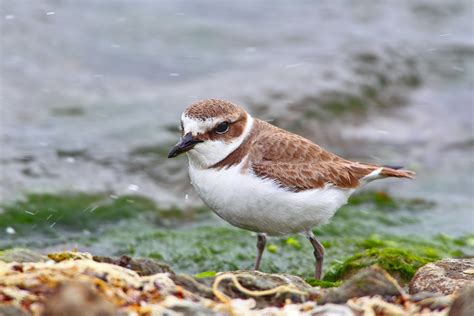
top-left (267, 244), bottom-right (279, 253)
top-left (195, 271), bottom-right (217, 279)
top-left (324, 248), bottom-right (432, 282)
top-left (0, 192), bottom-right (206, 239)
top-left (0, 193), bottom-right (160, 234)
top-left (323, 233), bottom-right (471, 283)
top-left (1, 190), bottom-right (472, 282)
top-left (305, 279), bottom-right (342, 288)
top-left (275, 52), bottom-right (424, 125)
top-left (285, 237), bottom-right (302, 250)
top-left (347, 191), bottom-right (435, 211)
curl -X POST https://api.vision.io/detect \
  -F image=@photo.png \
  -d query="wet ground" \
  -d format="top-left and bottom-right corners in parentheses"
top-left (1, 0), bottom-right (473, 265)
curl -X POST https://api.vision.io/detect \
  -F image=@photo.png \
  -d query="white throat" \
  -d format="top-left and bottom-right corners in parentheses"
top-left (186, 113), bottom-right (254, 169)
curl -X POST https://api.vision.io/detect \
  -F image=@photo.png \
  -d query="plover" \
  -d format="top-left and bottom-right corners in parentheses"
top-left (168, 99), bottom-right (415, 279)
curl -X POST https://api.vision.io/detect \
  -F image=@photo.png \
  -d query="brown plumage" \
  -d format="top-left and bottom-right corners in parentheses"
top-left (171, 98), bottom-right (416, 280)
top-left (210, 108), bottom-right (414, 192)
top-left (185, 99), bottom-right (243, 120)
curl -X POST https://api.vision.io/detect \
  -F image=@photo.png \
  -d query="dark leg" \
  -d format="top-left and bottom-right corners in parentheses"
top-left (254, 233), bottom-right (267, 270)
top-left (306, 230), bottom-right (325, 279)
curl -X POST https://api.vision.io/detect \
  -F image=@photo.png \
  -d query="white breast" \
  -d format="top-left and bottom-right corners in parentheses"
top-left (188, 159), bottom-right (354, 236)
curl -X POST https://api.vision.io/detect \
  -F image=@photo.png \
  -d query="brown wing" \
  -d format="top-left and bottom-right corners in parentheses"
top-left (250, 120), bottom-right (382, 191)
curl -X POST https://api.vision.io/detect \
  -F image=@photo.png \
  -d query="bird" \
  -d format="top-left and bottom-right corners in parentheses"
top-left (168, 99), bottom-right (415, 279)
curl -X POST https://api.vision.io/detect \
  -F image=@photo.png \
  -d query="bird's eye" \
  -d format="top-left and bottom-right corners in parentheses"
top-left (215, 122), bottom-right (230, 134)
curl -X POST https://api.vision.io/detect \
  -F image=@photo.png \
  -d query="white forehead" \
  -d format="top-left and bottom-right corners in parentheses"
top-left (181, 114), bottom-right (225, 135)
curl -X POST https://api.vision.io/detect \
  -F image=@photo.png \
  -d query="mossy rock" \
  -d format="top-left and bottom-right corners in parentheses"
top-left (305, 279), bottom-right (342, 288)
top-left (324, 247), bottom-right (435, 283)
top-left (0, 248), bottom-right (47, 263)
top-left (93, 255), bottom-right (174, 276)
top-left (319, 265), bottom-right (404, 304)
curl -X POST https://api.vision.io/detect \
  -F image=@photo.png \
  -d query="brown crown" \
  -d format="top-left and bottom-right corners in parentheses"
top-left (184, 99), bottom-right (244, 120)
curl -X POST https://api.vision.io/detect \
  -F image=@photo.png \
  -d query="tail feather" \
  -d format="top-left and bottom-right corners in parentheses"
top-left (380, 167), bottom-right (416, 179)
top-left (382, 164), bottom-right (403, 170)
top-left (358, 163), bottom-right (416, 184)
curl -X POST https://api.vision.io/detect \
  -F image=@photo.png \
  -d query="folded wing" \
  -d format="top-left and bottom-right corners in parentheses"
top-left (250, 120), bottom-right (414, 192)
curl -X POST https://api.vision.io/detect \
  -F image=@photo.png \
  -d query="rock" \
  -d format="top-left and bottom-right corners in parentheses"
top-left (309, 304), bottom-right (355, 315)
top-left (156, 295), bottom-right (219, 316)
top-left (42, 282), bottom-right (117, 316)
top-left (410, 291), bottom-right (453, 310)
top-left (319, 266), bottom-right (404, 304)
top-left (0, 306), bottom-right (31, 316)
top-left (209, 270), bottom-right (317, 308)
top-left (449, 285), bottom-right (474, 316)
top-left (409, 258), bottom-right (474, 295)
top-left (259, 302), bottom-right (355, 315)
top-left (0, 248), bottom-right (47, 263)
top-left (0, 258), bottom-right (177, 315)
top-left (92, 255), bottom-right (174, 276)
top-left (171, 273), bottom-right (215, 299)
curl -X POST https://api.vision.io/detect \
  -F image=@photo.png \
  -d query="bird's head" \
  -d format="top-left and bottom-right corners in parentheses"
top-left (168, 99), bottom-right (254, 168)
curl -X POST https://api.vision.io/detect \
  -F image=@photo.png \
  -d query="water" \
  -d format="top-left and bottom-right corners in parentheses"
top-left (1, 0), bottom-right (473, 237)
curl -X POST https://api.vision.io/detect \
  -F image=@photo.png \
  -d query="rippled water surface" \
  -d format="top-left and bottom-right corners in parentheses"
top-left (1, 0), bottom-right (473, 242)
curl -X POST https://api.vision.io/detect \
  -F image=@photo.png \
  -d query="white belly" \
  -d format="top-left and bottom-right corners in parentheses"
top-left (189, 160), bottom-right (354, 236)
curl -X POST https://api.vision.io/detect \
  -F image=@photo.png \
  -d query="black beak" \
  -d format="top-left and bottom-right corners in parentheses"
top-left (168, 133), bottom-right (203, 158)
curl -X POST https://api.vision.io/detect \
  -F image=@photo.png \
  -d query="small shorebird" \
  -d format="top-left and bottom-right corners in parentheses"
top-left (168, 99), bottom-right (414, 279)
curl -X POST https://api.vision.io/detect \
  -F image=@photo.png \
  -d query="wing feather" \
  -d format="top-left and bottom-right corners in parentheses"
top-left (250, 120), bottom-right (379, 191)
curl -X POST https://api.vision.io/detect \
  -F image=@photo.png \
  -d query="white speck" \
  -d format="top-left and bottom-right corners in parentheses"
top-left (110, 194), bottom-right (119, 199)
top-left (127, 184), bottom-right (139, 191)
top-left (284, 63), bottom-right (305, 69)
top-left (169, 73), bottom-right (180, 77)
top-left (46, 214), bottom-right (52, 220)
top-left (426, 48), bottom-right (437, 51)
top-left (190, 181), bottom-right (193, 185)
top-left (89, 206), bottom-right (99, 213)
top-left (439, 33), bottom-right (452, 37)
top-left (376, 129), bottom-right (388, 134)
top-left (83, 230), bottom-right (91, 235)
top-left (126, 199), bottom-right (135, 204)
top-left (66, 157), bottom-right (75, 163)
top-left (25, 210), bottom-right (36, 215)
top-left (185, 194), bottom-right (189, 200)
top-left (6, 227), bottom-right (15, 234)
top-left (46, 11), bottom-right (55, 15)
top-left (245, 47), bottom-right (257, 53)
top-left (50, 222), bottom-right (57, 228)
top-left (5, 15), bottom-right (15, 20)
top-left (6, 56), bottom-right (22, 64)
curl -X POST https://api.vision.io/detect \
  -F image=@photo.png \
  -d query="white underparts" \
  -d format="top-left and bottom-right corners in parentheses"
top-left (189, 158), bottom-right (354, 236)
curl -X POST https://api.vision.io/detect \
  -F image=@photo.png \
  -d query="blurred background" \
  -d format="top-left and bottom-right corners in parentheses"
top-left (1, 0), bottom-right (473, 276)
